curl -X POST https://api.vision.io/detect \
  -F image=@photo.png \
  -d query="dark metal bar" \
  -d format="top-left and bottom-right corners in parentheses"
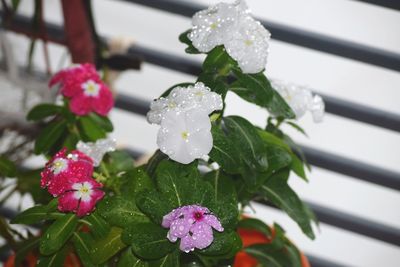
top-left (5, 12), bottom-right (400, 133)
top-left (306, 255), bottom-right (349, 267)
top-left (301, 145), bottom-right (400, 191)
top-left (352, 0), bottom-right (400, 10)
top-left (122, 0), bottom-right (400, 72)
top-left (257, 199), bottom-right (400, 247)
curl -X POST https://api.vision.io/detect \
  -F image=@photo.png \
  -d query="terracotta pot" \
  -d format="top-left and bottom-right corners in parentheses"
top-left (233, 228), bottom-right (310, 267)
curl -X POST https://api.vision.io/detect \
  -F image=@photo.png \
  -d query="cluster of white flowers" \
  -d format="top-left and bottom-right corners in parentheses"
top-left (188, 0), bottom-right (270, 74)
top-left (271, 79), bottom-right (325, 123)
top-left (147, 83), bottom-right (223, 164)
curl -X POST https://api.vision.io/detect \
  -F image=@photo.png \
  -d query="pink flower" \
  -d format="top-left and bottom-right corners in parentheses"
top-left (41, 148), bottom-right (94, 196)
top-left (162, 205), bottom-right (224, 253)
top-left (58, 178), bottom-right (105, 217)
top-left (49, 64), bottom-right (114, 116)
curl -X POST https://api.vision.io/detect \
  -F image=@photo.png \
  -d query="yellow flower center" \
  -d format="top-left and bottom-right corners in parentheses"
top-left (244, 40), bottom-right (253, 46)
top-left (181, 131), bottom-right (189, 140)
top-left (86, 83), bottom-right (97, 93)
top-left (80, 187), bottom-right (89, 194)
top-left (210, 23), bottom-right (217, 30)
top-left (168, 102), bottom-right (177, 109)
top-left (53, 161), bottom-right (63, 168)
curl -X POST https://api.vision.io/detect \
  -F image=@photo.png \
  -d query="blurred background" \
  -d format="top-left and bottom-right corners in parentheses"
top-left (0, 0), bottom-right (399, 266)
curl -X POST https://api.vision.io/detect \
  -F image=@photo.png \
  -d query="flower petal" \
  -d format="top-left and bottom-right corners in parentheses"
top-left (191, 222), bottom-right (214, 250)
top-left (69, 94), bottom-right (92, 116)
top-left (179, 234), bottom-right (195, 253)
top-left (204, 214), bottom-right (224, 232)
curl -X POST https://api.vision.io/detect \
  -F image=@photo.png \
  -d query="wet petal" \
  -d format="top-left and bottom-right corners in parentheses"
top-left (204, 214), bottom-right (224, 232)
top-left (191, 222), bottom-right (214, 249)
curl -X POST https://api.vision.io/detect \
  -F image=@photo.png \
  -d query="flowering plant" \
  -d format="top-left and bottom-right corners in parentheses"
top-left (1, 1), bottom-right (324, 266)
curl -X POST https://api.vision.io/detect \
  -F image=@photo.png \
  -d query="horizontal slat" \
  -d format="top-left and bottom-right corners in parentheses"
top-left (5, 13), bottom-right (400, 132)
top-left (122, 0), bottom-right (400, 72)
top-left (116, 93), bottom-right (400, 191)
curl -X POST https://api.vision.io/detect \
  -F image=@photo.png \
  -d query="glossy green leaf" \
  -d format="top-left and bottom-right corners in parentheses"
top-left (91, 227), bottom-right (127, 264)
top-left (237, 218), bottom-right (272, 238)
top-left (155, 160), bottom-right (199, 208)
top-left (40, 214), bottom-right (78, 255)
top-left (179, 30), bottom-right (201, 54)
top-left (260, 170), bottom-right (315, 239)
top-left (209, 125), bottom-right (241, 174)
top-left (291, 154), bottom-right (308, 181)
top-left (266, 146), bottom-right (292, 173)
top-left (11, 200), bottom-right (61, 225)
top-left (203, 170), bottom-right (237, 204)
top-left (37, 246), bottom-right (67, 267)
top-left (89, 113), bottom-right (113, 132)
top-left (203, 46), bottom-right (234, 75)
top-left (34, 119), bottom-right (67, 154)
top-left (85, 212), bottom-right (111, 239)
top-left (148, 251), bottom-right (180, 267)
top-left (107, 151), bottom-right (135, 175)
top-left (224, 116), bottom-right (268, 172)
top-left (118, 247), bottom-right (148, 267)
top-left (97, 195), bottom-right (149, 228)
top-left (72, 232), bottom-right (96, 267)
top-left (230, 70), bottom-right (273, 107)
top-left (26, 103), bottom-right (62, 121)
top-left (135, 189), bottom-right (171, 224)
top-left (198, 231), bottom-right (240, 257)
top-left (79, 116), bottom-right (106, 141)
top-left (244, 244), bottom-right (283, 267)
top-left (0, 156), bottom-right (17, 177)
top-left (122, 222), bottom-right (176, 260)
top-left (268, 90), bottom-right (296, 119)
top-left (121, 167), bottom-right (154, 199)
top-left (197, 72), bottom-right (228, 96)
top-left (286, 121), bottom-right (308, 137)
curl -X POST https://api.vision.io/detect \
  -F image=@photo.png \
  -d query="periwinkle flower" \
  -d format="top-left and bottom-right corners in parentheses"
top-left (41, 148), bottom-right (94, 196)
top-left (162, 205), bottom-right (224, 253)
top-left (271, 79), bottom-right (325, 122)
top-left (188, 0), bottom-right (270, 74)
top-left (49, 63), bottom-right (114, 116)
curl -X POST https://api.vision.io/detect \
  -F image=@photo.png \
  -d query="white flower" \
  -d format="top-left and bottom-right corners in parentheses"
top-left (157, 109), bottom-right (213, 164)
top-left (147, 83), bottom-right (222, 125)
top-left (188, 1), bottom-right (246, 53)
top-left (77, 138), bottom-right (117, 166)
top-left (188, 0), bottom-right (270, 73)
top-left (224, 16), bottom-right (270, 74)
top-left (271, 79), bottom-right (325, 122)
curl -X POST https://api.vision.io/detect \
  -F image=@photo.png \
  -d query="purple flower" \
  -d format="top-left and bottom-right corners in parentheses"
top-left (162, 205), bottom-right (224, 253)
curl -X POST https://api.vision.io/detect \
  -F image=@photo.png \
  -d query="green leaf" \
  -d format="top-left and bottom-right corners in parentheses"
top-left (258, 130), bottom-right (290, 151)
top-left (224, 116), bottom-right (268, 172)
top-left (122, 222), bottom-right (176, 260)
top-left (286, 121), bottom-right (308, 137)
top-left (37, 246), bottom-right (67, 267)
top-left (11, 0), bottom-right (21, 11)
top-left (204, 170), bottom-right (237, 204)
top-left (155, 160), bottom-right (199, 208)
top-left (231, 71), bottom-right (273, 108)
top-left (148, 251), bottom-right (180, 267)
top-left (89, 113), bottom-right (113, 132)
top-left (97, 195), bottom-right (149, 228)
top-left (0, 156), bottom-right (17, 177)
top-left (179, 30), bottom-right (201, 54)
top-left (34, 119), bottom-right (68, 154)
top-left (91, 227), bottom-right (127, 264)
top-left (85, 212), bottom-right (111, 239)
top-left (79, 116), bottom-right (106, 141)
top-left (268, 90), bottom-right (296, 119)
top-left (11, 201), bottom-right (62, 225)
top-left (26, 103), bottom-right (62, 121)
top-left (291, 154), bottom-right (308, 181)
top-left (72, 232), bottom-right (96, 267)
top-left (244, 244), bottom-right (283, 267)
top-left (121, 167), bottom-right (154, 199)
top-left (266, 146), bottom-right (292, 173)
top-left (198, 231), bottom-right (240, 257)
top-left (40, 214), bottom-right (78, 255)
top-left (197, 72), bottom-right (229, 96)
top-left (260, 170), bottom-right (315, 239)
top-left (136, 189), bottom-right (171, 224)
top-left (106, 150), bottom-right (135, 174)
top-left (203, 46), bottom-right (234, 75)
top-left (238, 218), bottom-right (272, 237)
top-left (209, 125), bottom-right (241, 174)
top-left (118, 247), bottom-right (148, 267)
